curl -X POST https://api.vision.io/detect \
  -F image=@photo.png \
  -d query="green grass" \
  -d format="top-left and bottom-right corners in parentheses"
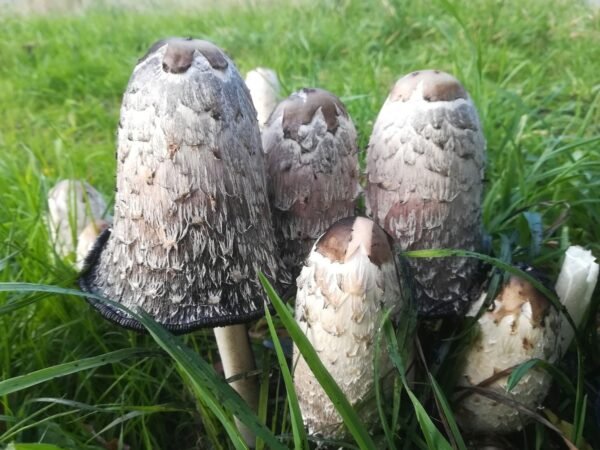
top-left (0, 0), bottom-right (599, 448)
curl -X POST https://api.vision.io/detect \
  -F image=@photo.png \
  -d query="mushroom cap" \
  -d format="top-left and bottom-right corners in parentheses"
top-left (80, 38), bottom-right (283, 333)
top-left (262, 88), bottom-right (360, 279)
top-left (47, 179), bottom-right (109, 259)
top-left (456, 274), bottom-right (560, 434)
top-left (293, 216), bottom-right (405, 437)
top-left (244, 67), bottom-right (280, 129)
top-left (366, 69), bottom-right (486, 317)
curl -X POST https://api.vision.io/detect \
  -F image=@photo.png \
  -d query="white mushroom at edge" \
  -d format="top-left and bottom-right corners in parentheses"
top-left (47, 179), bottom-right (111, 269)
top-left (456, 246), bottom-right (598, 434)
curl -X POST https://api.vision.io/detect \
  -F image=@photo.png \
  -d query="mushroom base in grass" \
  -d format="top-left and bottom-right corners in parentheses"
top-left (456, 246), bottom-right (598, 434)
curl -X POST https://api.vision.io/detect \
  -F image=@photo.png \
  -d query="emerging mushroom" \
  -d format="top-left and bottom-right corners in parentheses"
top-left (293, 216), bottom-right (406, 438)
top-left (262, 88), bottom-right (360, 280)
top-left (456, 247), bottom-right (598, 434)
top-left (47, 179), bottom-right (110, 266)
top-left (79, 38), bottom-right (284, 447)
top-left (366, 70), bottom-right (486, 317)
top-left (244, 67), bottom-right (280, 130)
top-left (76, 219), bottom-right (110, 270)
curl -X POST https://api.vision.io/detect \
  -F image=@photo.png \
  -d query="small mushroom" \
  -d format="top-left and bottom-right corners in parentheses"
top-left (293, 216), bottom-right (406, 438)
top-left (262, 88), bottom-right (360, 279)
top-left (47, 179), bottom-right (110, 264)
top-left (76, 219), bottom-right (110, 270)
top-left (244, 67), bottom-right (280, 129)
top-left (366, 70), bottom-right (486, 317)
top-left (79, 38), bottom-right (284, 447)
top-left (456, 247), bottom-right (598, 434)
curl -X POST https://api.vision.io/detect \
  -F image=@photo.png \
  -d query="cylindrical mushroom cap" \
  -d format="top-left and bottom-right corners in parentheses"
top-left (293, 216), bottom-right (406, 437)
top-left (262, 88), bottom-right (360, 279)
top-left (366, 70), bottom-right (486, 317)
top-left (456, 274), bottom-right (560, 434)
top-left (244, 67), bottom-right (280, 129)
top-left (80, 38), bottom-right (283, 333)
top-left (47, 179), bottom-right (109, 260)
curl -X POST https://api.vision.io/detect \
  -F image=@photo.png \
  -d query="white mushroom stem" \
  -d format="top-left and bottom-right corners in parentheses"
top-left (555, 245), bottom-right (599, 354)
top-left (213, 324), bottom-right (258, 448)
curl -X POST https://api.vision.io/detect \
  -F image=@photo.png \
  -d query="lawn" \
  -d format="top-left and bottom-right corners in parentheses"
top-left (0, 0), bottom-right (599, 448)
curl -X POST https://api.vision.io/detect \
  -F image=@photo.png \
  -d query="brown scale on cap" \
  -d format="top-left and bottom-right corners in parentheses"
top-left (316, 217), bottom-right (393, 268)
top-left (280, 88), bottom-right (348, 141)
top-left (139, 38), bottom-right (228, 73)
top-left (492, 276), bottom-right (550, 327)
top-left (389, 70), bottom-right (467, 102)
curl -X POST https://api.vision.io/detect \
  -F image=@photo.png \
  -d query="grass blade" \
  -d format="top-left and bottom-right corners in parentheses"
top-left (428, 375), bottom-right (467, 450)
top-left (263, 301), bottom-right (308, 449)
top-left (0, 348), bottom-right (155, 396)
top-left (383, 320), bottom-right (453, 450)
top-left (0, 282), bottom-right (286, 450)
top-left (258, 273), bottom-right (377, 450)
top-left (506, 358), bottom-right (576, 396)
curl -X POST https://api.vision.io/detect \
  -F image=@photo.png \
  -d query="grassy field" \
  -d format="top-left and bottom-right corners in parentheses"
top-left (0, 0), bottom-right (599, 448)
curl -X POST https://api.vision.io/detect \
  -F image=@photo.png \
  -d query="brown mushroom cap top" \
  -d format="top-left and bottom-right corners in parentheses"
top-left (269, 88), bottom-right (349, 141)
top-left (389, 70), bottom-right (467, 102)
top-left (139, 37), bottom-right (228, 72)
top-left (491, 275), bottom-right (551, 327)
top-left (315, 217), bottom-right (394, 268)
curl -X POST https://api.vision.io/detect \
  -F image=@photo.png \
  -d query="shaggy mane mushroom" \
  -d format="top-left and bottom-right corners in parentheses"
top-left (366, 70), bottom-right (486, 317)
top-left (79, 38), bottom-right (285, 447)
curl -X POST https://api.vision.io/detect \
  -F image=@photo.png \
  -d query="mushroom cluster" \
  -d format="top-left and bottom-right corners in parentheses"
top-left (56, 37), bottom-right (598, 446)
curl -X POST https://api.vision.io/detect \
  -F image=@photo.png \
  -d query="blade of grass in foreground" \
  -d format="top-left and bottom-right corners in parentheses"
top-left (0, 282), bottom-right (286, 450)
top-left (0, 348), bottom-right (156, 396)
top-left (258, 273), bottom-right (377, 450)
top-left (263, 301), bottom-right (308, 449)
top-left (382, 320), bottom-right (452, 450)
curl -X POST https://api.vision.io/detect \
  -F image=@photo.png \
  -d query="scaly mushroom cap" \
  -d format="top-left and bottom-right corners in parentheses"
top-left (47, 179), bottom-right (109, 259)
top-left (456, 274), bottom-right (560, 434)
top-left (366, 70), bottom-right (486, 317)
top-left (80, 38), bottom-right (283, 333)
top-left (293, 216), bottom-right (404, 437)
top-left (263, 88), bottom-right (360, 279)
top-left (244, 67), bottom-right (280, 129)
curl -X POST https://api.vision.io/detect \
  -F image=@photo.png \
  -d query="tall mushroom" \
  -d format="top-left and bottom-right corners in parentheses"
top-left (456, 247), bottom-right (598, 434)
top-left (262, 88), bottom-right (360, 280)
top-left (293, 216), bottom-right (406, 438)
top-left (47, 179), bottom-right (110, 267)
top-left (79, 38), bottom-right (284, 447)
top-left (366, 70), bottom-right (486, 317)
top-left (244, 67), bottom-right (280, 130)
